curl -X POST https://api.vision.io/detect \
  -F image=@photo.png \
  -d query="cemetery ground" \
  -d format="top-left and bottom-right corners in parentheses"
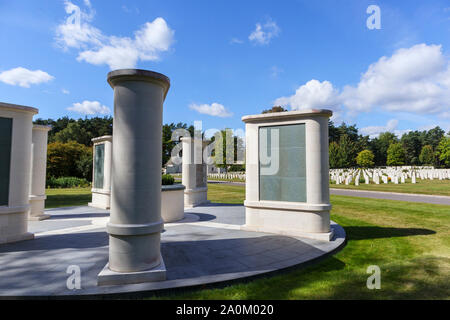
top-left (330, 178), bottom-right (450, 197)
top-left (45, 187), bottom-right (92, 209)
top-left (44, 183), bottom-right (450, 299)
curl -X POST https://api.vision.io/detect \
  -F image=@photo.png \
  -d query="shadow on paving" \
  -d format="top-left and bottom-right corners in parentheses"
top-left (161, 235), bottom-right (327, 281)
top-left (0, 232), bottom-right (109, 253)
top-left (187, 212), bottom-right (216, 222)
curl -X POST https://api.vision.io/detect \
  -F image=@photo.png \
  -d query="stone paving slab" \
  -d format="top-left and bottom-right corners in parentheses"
top-left (0, 205), bottom-right (345, 297)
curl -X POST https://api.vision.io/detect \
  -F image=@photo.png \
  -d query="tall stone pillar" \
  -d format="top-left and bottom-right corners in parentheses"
top-left (29, 125), bottom-right (51, 221)
top-left (89, 135), bottom-right (112, 209)
top-left (98, 69), bottom-right (170, 286)
top-left (181, 137), bottom-right (208, 208)
top-left (241, 109), bottom-right (333, 241)
top-left (0, 102), bottom-right (37, 244)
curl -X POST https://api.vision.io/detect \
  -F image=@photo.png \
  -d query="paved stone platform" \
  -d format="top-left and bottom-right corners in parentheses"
top-left (0, 204), bottom-right (345, 297)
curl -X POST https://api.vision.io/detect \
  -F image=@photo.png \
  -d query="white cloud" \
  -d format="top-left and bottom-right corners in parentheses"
top-left (360, 119), bottom-right (399, 138)
top-left (249, 19), bottom-right (280, 45)
top-left (189, 102), bottom-right (233, 117)
top-left (274, 79), bottom-right (340, 110)
top-left (67, 100), bottom-right (110, 115)
top-left (230, 38), bottom-right (244, 44)
top-left (62, 88), bottom-right (70, 94)
top-left (340, 44), bottom-right (450, 114)
top-left (0, 67), bottom-right (54, 88)
top-left (56, 1), bottom-right (174, 70)
top-left (122, 5), bottom-right (139, 14)
top-left (56, 0), bottom-right (102, 50)
top-left (270, 66), bottom-right (283, 78)
top-left (274, 44), bottom-right (450, 120)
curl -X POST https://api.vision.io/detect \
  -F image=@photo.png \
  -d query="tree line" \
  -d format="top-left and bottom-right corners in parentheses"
top-left (328, 121), bottom-right (450, 168)
top-left (36, 114), bottom-right (450, 183)
top-left (35, 117), bottom-right (194, 182)
top-left (262, 106), bottom-right (450, 168)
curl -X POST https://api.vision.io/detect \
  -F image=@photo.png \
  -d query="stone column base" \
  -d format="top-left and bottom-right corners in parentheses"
top-left (28, 214), bottom-right (51, 221)
top-left (89, 189), bottom-right (111, 210)
top-left (97, 255), bottom-right (166, 286)
top-left (0, 232), bottom-right (34, 245)
top-left (184, 187), bottom-right (208, 208)
top-left (240, 225), bottom-right (334, 241)
top-left (0, 205), bottom-right (35, 244)
top-left (243, 201), bottom-right (334, 241)
top-left (29, 195), bottom-right (50, 220)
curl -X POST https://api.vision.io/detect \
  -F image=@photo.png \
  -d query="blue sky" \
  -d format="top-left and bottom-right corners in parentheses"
top-left (0, 0), bottom-right (449, 137)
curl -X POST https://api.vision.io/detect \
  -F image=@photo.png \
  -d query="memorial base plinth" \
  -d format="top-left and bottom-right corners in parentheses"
top-left (0, 232), bottom-right (34, 245)
top-left (162, 185), bottom-right (186, 223)
top-left (28, 215), bottom-right (50, 221)
top-left (97, 255), bottom-right (166, 286)
top-left (0, 206), bottom-right (35, 244)
top-left (184, 187), bottom-right (209, 208)
top-left (88, 189), bottom-right (111, 210)
top-left (243, 201), bottom-right (334, 241)
top-left (29, 195), bottom-right (50, 221)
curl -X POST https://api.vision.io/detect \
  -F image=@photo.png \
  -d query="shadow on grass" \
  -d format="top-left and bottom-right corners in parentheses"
top-left (156, 253), bottom-right (449, 300)
top-left (45, 193), bottom-right (91, 209)
top-left (345, 226), bottom-right (436, 240)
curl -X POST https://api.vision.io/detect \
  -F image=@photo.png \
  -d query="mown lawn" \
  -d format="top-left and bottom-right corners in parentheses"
top-left (158, 184), bottom-right (450, 299)
top-left (330, 178), bottom-right (450, 196)
top-left (45, 187), bottom-right (92, 208)
top-left (44, 185), bottom-right (450, 299)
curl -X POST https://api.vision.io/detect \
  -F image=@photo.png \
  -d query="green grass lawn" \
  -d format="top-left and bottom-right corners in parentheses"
top-left (45, 187), bottom-right (92, 208)
top-left (330, 178), bottom-right (450, 197)
top-left (44, 185), bottom-right (450, 299)
top-left (161, 184), bottom-right (449, 299)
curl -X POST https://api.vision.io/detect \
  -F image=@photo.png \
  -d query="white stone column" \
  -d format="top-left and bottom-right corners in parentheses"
top-left (242, 109), bottom-right (333, 241)
top-left (0, 102), bottom-right (37, 244)
top-left (29, 125), bottom-right (51, 221)
top-left (89, 135), bottom-right (112, 209)
top-left (181, 137), bottom-right (208, 208)
top-left (98, 69), bottom-right (170, 286)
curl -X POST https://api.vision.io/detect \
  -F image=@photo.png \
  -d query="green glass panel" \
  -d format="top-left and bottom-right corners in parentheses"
top-left (0, 117), bottom-right (12, 206)
top-left (259, 124), bottom-right (306, 202)
top-left (94, 144), bottom-right (105, 189)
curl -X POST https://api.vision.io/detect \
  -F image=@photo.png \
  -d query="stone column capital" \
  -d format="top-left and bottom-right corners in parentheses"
top-left (107, 69), bottom-right (170, 100)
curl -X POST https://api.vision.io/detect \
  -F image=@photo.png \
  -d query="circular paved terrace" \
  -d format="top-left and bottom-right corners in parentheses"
top-left (0, 204), bottom-right (345, 297)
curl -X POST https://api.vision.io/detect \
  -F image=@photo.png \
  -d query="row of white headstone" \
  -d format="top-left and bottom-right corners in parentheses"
top-left (330, 166), bottom-right (450, 185)
top-left (208, 172), bottom-right (246, 180)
